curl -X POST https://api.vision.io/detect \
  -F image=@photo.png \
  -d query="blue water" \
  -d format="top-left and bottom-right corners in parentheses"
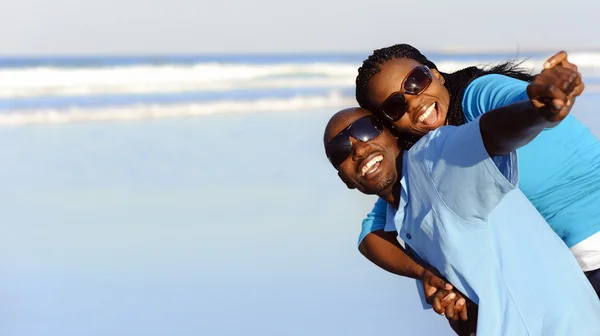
top-left (0, 108), bottom-right (454, 335)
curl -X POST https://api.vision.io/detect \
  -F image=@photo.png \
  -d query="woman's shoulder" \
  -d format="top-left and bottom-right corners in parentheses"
top-left (467, 73), bottom-right (527, 89)
top-left (462, 74), bottom-right (530, 121)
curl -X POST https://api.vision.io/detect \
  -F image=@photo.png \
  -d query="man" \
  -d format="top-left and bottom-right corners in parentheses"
top-left (322, 80), bottom-right (600, 334)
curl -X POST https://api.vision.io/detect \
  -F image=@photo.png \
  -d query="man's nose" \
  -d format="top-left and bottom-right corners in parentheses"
top-left (350, 137), bottom-right (371, 160)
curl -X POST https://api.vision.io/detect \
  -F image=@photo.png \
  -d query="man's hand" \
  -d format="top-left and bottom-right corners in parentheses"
top-left (528, 51), bottom-right (584, 122)
top-left (421, 267), bottom-right (453, 297)
top-left (427, 287), bottom-right (469, 322)
top-left (421, 269), bottom-right (468, 321)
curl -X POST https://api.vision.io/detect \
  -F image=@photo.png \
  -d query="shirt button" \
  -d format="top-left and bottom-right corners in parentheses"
top-left (406, 233), bottom-right (412, 240)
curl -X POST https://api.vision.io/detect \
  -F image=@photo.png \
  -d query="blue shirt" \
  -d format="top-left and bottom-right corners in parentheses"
top-left (388, 118), bottom-right (600, 335)
top-left (359, 74), bottom-right (600, 248)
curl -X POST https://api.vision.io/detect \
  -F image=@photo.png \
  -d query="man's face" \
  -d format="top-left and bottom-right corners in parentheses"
top-left (324, 108), bottom-right (401, 195)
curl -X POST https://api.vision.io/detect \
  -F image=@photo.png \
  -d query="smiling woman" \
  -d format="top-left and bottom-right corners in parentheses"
top-left (369, 61), bottom-right (450, 134)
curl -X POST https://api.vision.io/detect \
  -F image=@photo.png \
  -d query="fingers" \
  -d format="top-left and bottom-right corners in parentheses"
top-left (544, 51), bottom-right (568, 69)
top-left (432, 290), bottom-right (462, 320)
top-left (570, 81), bottom-right (585, 99)
top-left (527, 83), bottom-right (569, 112)
top-left (424, 283), bottom-right (437, 298)
top-left (432, 288), bottom-right (470, 323)
top-left (541, 50), bottom-right (584, 100)
top-left (429, 289), bottom-right (455, 315)
top-left (536, 67), bottom-right (581, 98)
top-left (421, 270), bottom-right (460, 318)
top-left (457, 298), bottom-right (468, 321)
top-left (432, 294), bottom-right (444, 315)
top-left (544, 50), bottom-right (580, 74)
top-left (549, 66), bottom-right (581, 94)
top-left (445, 299), bottom-right (456, 320)
top-left (441, 292), bottom-right (457, 308)
top-left (428, 273), bottom-right (453, 291)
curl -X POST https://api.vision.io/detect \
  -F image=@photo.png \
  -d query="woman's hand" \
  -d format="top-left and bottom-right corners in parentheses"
top-left (528, 51), bottom-right (584, 121)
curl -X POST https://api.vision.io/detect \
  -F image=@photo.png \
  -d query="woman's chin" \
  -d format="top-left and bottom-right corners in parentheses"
top-left (414, 123), bottom-right (441, 135)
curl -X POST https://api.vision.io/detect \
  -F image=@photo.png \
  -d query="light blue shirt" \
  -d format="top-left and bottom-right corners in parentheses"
top-left (359, 74), bottom-right (600, 248)
top-left (387, 118), bottom-right (600, 335)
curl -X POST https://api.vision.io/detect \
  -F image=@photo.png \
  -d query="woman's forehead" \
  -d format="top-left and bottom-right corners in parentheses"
top-left (368, 58), bottom-right (421, 101)
top-left (379, 58), bottom-right (421, 81)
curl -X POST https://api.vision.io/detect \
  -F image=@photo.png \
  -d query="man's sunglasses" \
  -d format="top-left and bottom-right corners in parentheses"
top-left (326, 115), bottom-right (383, 167)
top-left (380, 65), bottom-right (433, 121)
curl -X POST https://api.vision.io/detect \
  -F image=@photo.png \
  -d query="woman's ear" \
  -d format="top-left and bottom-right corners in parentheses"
top-left (431, 68), bottom-right (445, 85)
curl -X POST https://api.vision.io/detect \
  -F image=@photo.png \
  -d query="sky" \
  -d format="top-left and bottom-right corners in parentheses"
top-left (0, 0), bottom-right (598, 55)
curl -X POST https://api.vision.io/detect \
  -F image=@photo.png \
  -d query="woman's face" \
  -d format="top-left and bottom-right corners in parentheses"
top-left (367, 58), bottom-right (451, 136)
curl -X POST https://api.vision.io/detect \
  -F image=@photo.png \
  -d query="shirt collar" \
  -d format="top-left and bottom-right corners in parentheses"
top-left (384, 151), bottom-right (409, 233)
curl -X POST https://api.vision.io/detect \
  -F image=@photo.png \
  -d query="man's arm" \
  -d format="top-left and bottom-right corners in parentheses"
top-left (357, 200), bottom-right (435, 282)
top-left (359, 230), bottom-right (425, 279)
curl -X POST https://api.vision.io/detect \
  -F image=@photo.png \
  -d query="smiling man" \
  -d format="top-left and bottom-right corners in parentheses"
top-left (324, 112), bottom-right (398, 196)
top-left (323, 102), bottom-right (600, 334)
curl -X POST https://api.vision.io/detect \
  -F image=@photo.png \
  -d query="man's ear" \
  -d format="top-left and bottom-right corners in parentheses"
top-left (431, 68), bottom-right (445, 84)
top-left (338, 171), bottom-right (355, 189)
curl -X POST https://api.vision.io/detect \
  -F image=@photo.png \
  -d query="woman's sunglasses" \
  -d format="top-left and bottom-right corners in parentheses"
top-left (326, 115), bottom-right (383, 167)
top-left (380, 65), bottom-right (433, 121)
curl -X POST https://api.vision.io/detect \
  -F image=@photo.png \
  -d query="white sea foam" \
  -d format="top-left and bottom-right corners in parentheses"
top-left (0, 91), bottom-right (355, 126)
top-left (0, 63), bottom-right (358, 98)
top-left (2, 52), bottom-right (600, 99)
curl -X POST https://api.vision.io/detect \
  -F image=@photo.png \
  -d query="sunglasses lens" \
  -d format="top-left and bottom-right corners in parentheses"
top-left (326, 116), bottom-right (383, 167)
top-left (351, 116), bottom-right (383, 141)
top-left (404, 66), bottom-right (432, 95)
top-left (382, 94), bottom-right (408, 121)
top-left (327, 136), bottom-right (352, 167)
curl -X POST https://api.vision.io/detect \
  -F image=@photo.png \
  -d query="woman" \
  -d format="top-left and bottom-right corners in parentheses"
top-left (353, 44), bottom-right (600, 328)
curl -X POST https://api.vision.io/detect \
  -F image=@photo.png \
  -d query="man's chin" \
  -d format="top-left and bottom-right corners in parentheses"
top-left (358, 175), bottom-right (396, 196)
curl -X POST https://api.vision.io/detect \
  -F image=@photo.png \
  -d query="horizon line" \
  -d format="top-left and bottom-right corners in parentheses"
top-left (1, 45), bottom-right (599, 58)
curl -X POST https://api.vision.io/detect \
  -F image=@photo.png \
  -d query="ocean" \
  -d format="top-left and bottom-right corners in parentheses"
top-left (2, 51), bottom-right (600, 336)
top-left (2, 51), bottom-right (600, 125)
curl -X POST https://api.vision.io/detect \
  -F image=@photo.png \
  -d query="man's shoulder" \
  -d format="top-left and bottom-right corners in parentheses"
top-left (403, 128), bottom-right (457, 192)
top-left (409, 125), bottom-right (463, 159)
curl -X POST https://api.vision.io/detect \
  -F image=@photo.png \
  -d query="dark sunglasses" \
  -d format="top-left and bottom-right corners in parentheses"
top-left (326, 115), bottom-right (383, 167)
top-left (380, 65), bottom-right (433, 121)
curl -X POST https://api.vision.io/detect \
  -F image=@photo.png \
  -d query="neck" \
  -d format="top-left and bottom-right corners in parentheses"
top-left (378, 151), bottom-right (403, 209)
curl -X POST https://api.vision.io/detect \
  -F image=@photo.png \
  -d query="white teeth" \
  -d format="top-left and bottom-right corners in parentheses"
top-left (361, 155), bottom-right (383, 176)
top-left (418, 103), bottom-right (436, 123)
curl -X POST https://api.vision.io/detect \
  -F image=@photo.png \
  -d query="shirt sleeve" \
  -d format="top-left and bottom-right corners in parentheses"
top-left (462, 74), bottom-right (529, 122)
top-left (425, 118), bottom-right (519, 222)
top-left (357, 197), bottom-right (388, 247)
